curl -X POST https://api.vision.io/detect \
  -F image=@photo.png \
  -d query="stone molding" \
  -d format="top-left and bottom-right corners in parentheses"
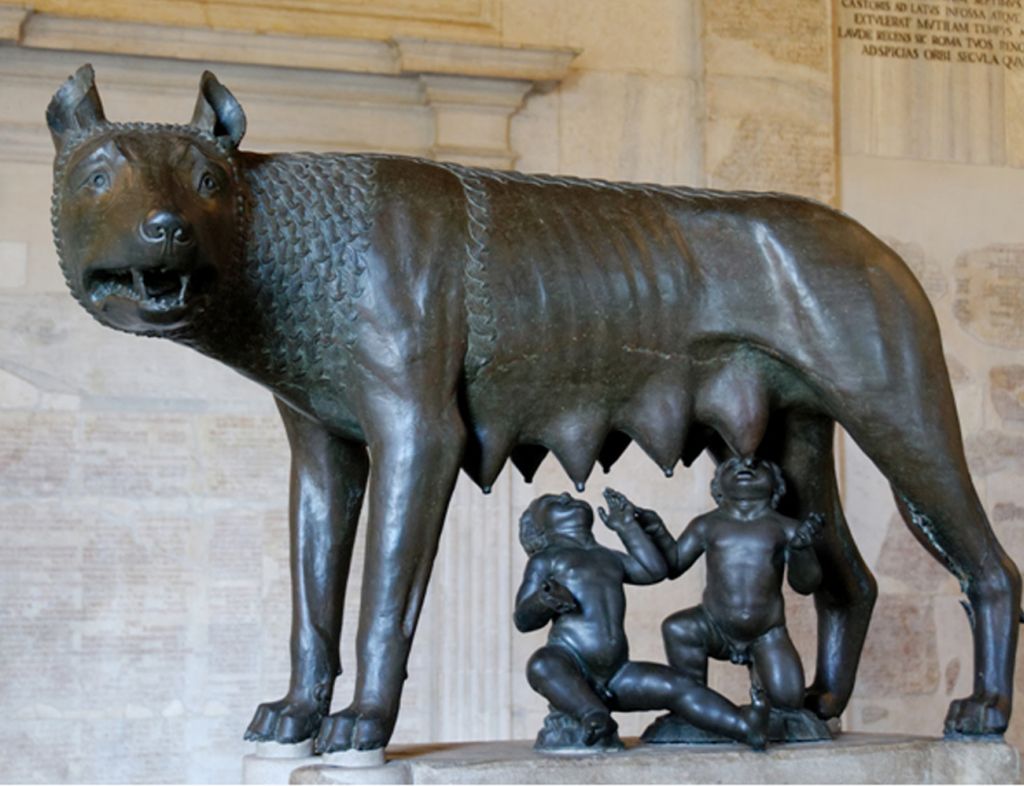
top-left (0, 8), bottom-right (578, 168)
top-left (0, 5), bottom-right (26, 40)
top-left (1, 10), bottom-right (577, 84)
top-left (0, 0), bottom-right (503, 41)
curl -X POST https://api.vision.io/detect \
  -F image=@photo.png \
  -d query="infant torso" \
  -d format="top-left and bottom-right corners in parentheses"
top-left (701, 512), bottom-right (791, 641)
top-left (547, 545), bottom-right (630, 678)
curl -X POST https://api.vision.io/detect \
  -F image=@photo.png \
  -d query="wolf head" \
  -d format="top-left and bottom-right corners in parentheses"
top-left (48, 65), bottom-right (247, 337)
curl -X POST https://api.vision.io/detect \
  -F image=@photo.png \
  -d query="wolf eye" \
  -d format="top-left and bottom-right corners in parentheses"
top-left (198, 172), bottom-right (219, 196)
top-left (86, 171), bottom-right (110, 191)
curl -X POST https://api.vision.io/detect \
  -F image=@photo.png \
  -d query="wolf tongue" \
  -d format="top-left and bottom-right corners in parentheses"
top-left (142, 269), bottom-right (182, 300)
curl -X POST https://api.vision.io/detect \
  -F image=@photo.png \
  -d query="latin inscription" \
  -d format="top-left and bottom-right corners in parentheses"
top-left (838, 0), bottom-right (1024, 68)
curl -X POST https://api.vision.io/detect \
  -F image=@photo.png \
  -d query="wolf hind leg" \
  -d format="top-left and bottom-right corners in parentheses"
top-left (843, 400), bottom-right (1021, 735)
top-left (759, 412), bottom-right (877, 720)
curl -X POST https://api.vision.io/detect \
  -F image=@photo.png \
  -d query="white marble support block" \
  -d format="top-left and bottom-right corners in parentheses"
top-left (289, 735), bottom-right (1021, 785)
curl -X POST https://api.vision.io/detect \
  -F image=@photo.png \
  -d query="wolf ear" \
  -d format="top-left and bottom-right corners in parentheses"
top-left (191, 71), bottom-right (246, 150)
top-left (46, 64), bottom-right (107, 153)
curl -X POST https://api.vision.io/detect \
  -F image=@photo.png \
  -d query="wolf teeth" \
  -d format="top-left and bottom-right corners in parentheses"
top-left (89, 267), bottom-right (189, 310)
top-left (131, 268), bottom-right (146, 299)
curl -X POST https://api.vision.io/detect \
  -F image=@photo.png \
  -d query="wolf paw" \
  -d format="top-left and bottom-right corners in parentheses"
top-left (245, 695), bottom-right (326, 744)
top-left (944, 694), bottom-right (1009, 737)
top-left (803, 686), bottom-right (843, 720)
top-left (314, 704), bottom-right (395, 753)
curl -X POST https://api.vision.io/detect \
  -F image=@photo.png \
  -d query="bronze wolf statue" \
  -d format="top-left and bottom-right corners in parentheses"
top-left (48, 65), bottom-right (1020, 751)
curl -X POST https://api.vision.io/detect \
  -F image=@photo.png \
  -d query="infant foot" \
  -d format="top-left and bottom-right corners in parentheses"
top-left (581, 710), bottom-right (618, 746)
top-left (741, 687), bottom-right (770, 751)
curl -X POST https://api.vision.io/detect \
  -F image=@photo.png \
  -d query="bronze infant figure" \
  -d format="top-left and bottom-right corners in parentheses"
top-left (515, 489), bottom-right (771, 751)
top-left (47, 64), bottom-right (1020, 752)
top-left (641, 457), bottom-right (832, 745)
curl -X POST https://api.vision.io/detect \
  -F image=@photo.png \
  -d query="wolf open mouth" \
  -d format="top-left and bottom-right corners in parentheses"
top-left (87, 266), bottom-right (193, 312)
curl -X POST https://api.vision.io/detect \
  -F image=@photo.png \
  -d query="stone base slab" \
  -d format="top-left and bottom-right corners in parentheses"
top-left (287, 734), bottom-right (1021, 785)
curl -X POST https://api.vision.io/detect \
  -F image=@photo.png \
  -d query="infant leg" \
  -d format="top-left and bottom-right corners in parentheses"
top-left (750, 627), bottom-right (805, 710)
top-left (527, 646), bottom-right (616, 743)
top-left (610, 662), bottom-right (767, 749)
top-left (661, 605), bottom-right (715, 683)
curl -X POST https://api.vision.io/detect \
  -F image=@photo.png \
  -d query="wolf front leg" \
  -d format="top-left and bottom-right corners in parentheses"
top-left (315, 406), bottom-right (465, 752)
top-left (245, 398), bottom-right (369, 745)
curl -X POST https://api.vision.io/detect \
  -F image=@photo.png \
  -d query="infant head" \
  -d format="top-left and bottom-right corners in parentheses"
top-left (711, 457), bottom-right (786, 509)
top-left (519, 492), bottom-right (595, 554)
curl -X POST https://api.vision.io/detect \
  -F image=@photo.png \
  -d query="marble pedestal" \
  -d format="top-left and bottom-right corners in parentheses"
top-left (275, 734), bottom-right (1021, 785)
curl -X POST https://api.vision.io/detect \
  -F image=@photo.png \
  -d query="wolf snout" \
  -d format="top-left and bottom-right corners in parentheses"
top-left (140, 210), bottom-right (194, 248)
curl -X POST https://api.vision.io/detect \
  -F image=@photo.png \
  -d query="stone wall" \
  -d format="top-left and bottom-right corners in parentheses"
top-left (836, 0), bottom-right (1024, 751)
top-left (0, 0), bottom-right (1021, 782)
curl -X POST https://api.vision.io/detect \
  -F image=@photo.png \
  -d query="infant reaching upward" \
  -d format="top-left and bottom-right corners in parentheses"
top-left (514, 489), bottom-right (769, 750)
top-left (643, 457), bottom-right (824, 710)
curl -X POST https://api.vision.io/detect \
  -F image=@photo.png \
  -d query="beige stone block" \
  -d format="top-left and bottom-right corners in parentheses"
top-left (405, 470), bottom-right (518, 743)
top-left (705, 75), bottom-right (835, 200)
top-left (956, 385), bottom-right (994, 449)
top-left (76, 413), bottom-right (197, 498)
top-left (990, 365), bottom-right (1024, 423)
top-left (0, 159), bottom-right (63, 291)
top-left (557, 71), bottom-right (702, 184)
top-left (501, 0), bottom-right (699, 77)
top-left (836, 434), bottom-right (894, 569)
top-left (1012, 637), bottom-right (1024, 753)
top-left (702, 0), bottom-right (834, 202)
top-left (1004, 69), bottom-right (1024, 167)
top-left (993, 500), bottom-right (1024, 524)
top-left (954, 244), bottom-right (1024, 349)
top-left (256, 508), bottom-right (294, 682)
top-left (0, 294), bottom-right (272, 409)
top-left (0, 500), bottom-right (212, 742)
top-left (197, 415), bottom-right (289, 498)
top-left (841, 155), bottom-right (1024, 252)
top-left (511, 90), bottom-right (560, 175)
top-left (0, 410), bottom-right (76, 496)
top-left (857, 595), bottom-right (941, 697)
top-left (0, 368), bottom-right (41, 409)
top-left (705, 0), bottom-right (831, 76)
top-left (875, 514), bottom-right (957, 593)
top-left (0, 239), bottom-right (27, 288)
top-left (881, 236), bottom-right (949, 300)
top-left (241, 86), bottom-right (433, 159)
top-left (945, 353), bottom-right (973, 387)
top-left (965, 429), bottom-right (1024, 476)
top-left (783, 585), bottom-right (821, 668)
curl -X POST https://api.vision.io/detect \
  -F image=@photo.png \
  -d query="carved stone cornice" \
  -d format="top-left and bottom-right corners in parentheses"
top-left (0, 8), bottom-right (577, 168)
top-left (1, 9), bottom-right (577, 85)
